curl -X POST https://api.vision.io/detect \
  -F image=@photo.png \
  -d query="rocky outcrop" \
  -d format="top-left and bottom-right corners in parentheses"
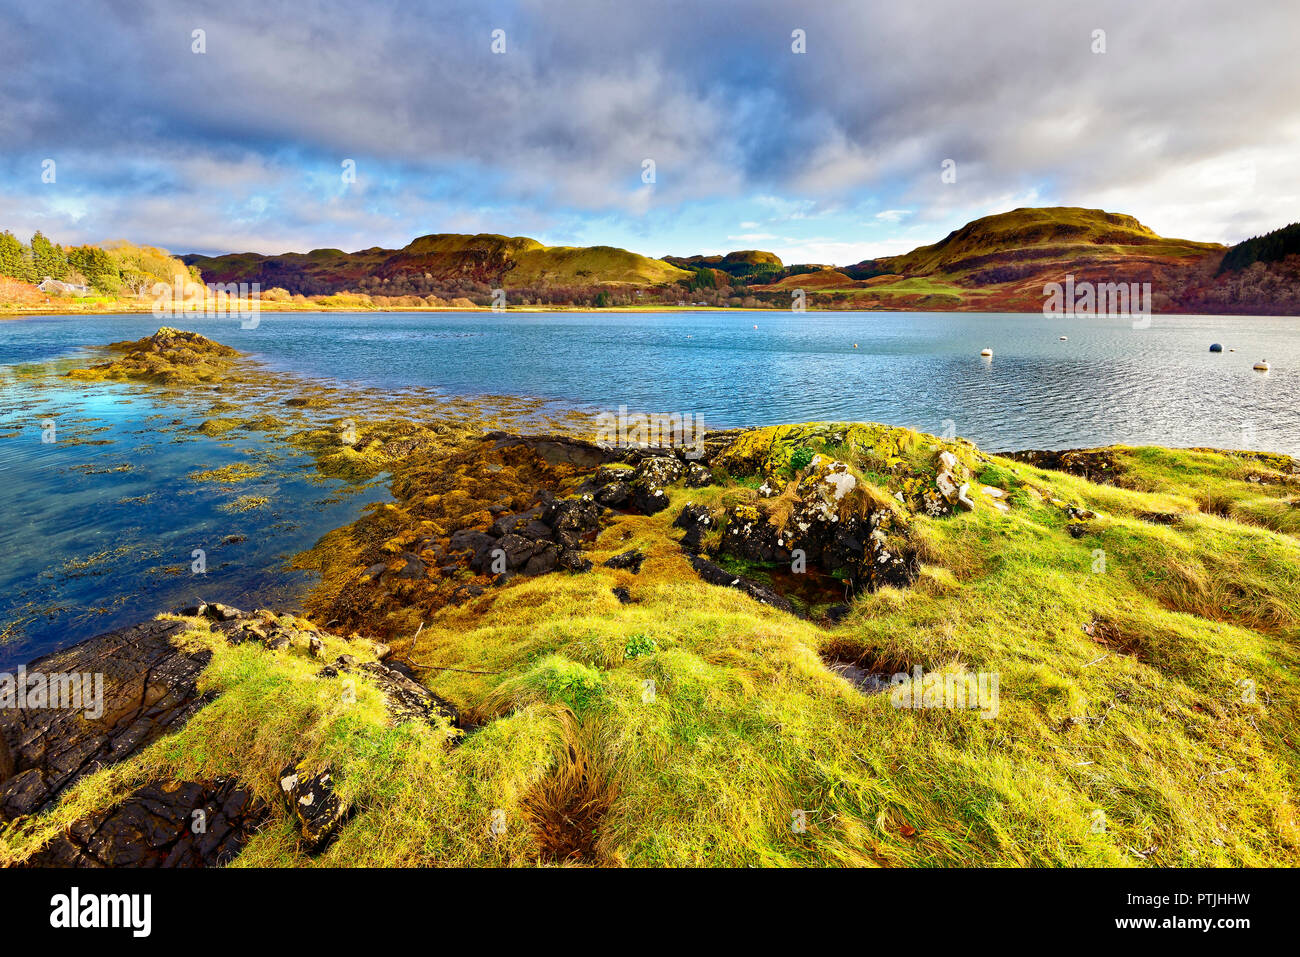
top-left (2, 603), bottom-right (459, 866)
top-left (603, 549), bottom-right (645, 574)
top-left (25, 778), bottom-right (268, 868)
top-left (693, 467), bottom-right (917, 596)
top-left (318, 657), bottom-right (459, 728)
top-left (673, 504), bottom-right (714, 553)
top-left (0, 619), bottom-right (213, 822)
top-left (335, 432), bottom-right (747, 632)
top-left (1004, 447), bottom-right (1127, 485)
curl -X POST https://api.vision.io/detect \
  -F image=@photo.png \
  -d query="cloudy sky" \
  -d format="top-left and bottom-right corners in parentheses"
top-left (2, 0), bottom-right (1297, 264)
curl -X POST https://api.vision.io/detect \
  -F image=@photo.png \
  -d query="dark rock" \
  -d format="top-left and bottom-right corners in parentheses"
top-left (541, 496), bottom-right (604, 549)
top-left (594, 481), bottom-right (631, 508)
top-left (279, 763), bottom-right (348, 854)
top-left (680, 429), bottom-right (747, 465)
top-left (593, 465), bottom-right (636, 486)
top-left (635, 456), bottom-right (686, 487)
top-left (0, 619), bottom-right (213, 821)
top-left (494, 533), bottom-right (536, 571)
top-left (826, 603), bottom-right (851, 623)
top-left (1137, 511), bottom-right (1180, 525)
top-left (361, 562), bottom-right (386, 580)
top-left (318, 659), bottom-right (458, 729)
top-left (207, 603), bottom-right (243, 622)
top-left (684, 463), bottom-right (714, 488)
top-left (673, 504), bottom-right (714, 552)
top-left (490, 507), bottom-right (543, 537)
top-left (1066, 523), bottom-right (1088, 538)
top-left (390, 552), bottom-right (427, 580)
top-left (484, 432), bottom-right (624, 469)
top-left (522, 541), bottom-right (561, 576)
top-left (520, 519), bottom-right (554, 540)
top-left (559, 549), bottom-right (594, 573)
top-left (630, 479), bottom-right (671, 514)
top-left (603, 549), bottom-right (645, 574)
top-left (687, 555), bottom-right (794, 614)
top-left (612, 587), bottom-right (633, 604)
top-left (1003, 448), bottom-right (1126, 486)
top-left (26, 778), bottom-right (269, 868)
top-left (448, 528), bottom-right (494, 556)
top-left (720, 508), bottom-right (787, 564)
top-left (716, 498), bottom-right (916, 595)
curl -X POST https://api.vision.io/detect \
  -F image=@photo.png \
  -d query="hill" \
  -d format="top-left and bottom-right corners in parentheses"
top-left (184, 233), bottom-right (691, 299)
top-left (663, 249), bottom-right (784, 280)
top-left (870, 207), bottom-right (1219, 278)
top-left (750, 207), bottom-right (1234, 312)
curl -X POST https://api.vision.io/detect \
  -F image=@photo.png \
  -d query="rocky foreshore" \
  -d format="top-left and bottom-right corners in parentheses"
top-left (5, 331), bottom-right (1299, 867)
top-left (0, 604), bottom-right (456, 866)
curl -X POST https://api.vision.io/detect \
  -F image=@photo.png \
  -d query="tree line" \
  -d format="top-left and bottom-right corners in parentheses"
top-left (0, 230), bottom-right (197, 295)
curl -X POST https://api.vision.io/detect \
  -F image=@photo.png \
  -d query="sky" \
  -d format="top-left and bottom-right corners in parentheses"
top-left (1, 0), bottom-right (1298, 265)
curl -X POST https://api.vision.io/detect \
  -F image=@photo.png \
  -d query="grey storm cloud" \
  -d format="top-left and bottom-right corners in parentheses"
top-left (1, 0), bottom-right (1297, 255)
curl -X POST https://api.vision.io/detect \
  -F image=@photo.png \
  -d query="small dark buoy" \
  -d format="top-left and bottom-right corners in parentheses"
top-left (1209, 343), bottom-right (1223, 353)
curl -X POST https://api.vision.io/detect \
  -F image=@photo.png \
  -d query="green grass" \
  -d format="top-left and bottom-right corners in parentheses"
top-left (2, 419), bottom-right (1297, 868)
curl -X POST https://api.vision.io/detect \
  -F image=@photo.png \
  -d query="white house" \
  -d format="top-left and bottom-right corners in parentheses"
top-left (37, 277), bottom-right (91, 295)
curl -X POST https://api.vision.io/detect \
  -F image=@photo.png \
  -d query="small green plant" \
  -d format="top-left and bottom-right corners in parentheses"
top-left (542, 660), bottom-right (606, 712)
top-left (624, 633), bottom-right (658, 659)
top-left (789, 446), bottom-right (814, 473)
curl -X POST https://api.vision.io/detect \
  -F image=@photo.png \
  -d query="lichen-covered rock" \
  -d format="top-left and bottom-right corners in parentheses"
top-left (594, 481), bottom-right (631, 508)
top-left (684, 463), bottom-right (715, 488)
top-left (630, 479), bottom-right (672, 514)
top-left (559, 549), bottom-right (594, 573)
top-left (634, 456), bottom-right (685, 487)
top-left (1004, 447), bottom-right (1127, 485)
top-left (317, 658), bottom-right (459, 730)
top-left (541, 496), bottom-right (605, 549)
top-left (673, 504), bottom-right (714, 553)
top-left (279, 763), bottom-right (348, 854)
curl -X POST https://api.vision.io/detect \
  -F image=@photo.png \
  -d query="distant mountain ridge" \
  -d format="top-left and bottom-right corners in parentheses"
top-left (183, 233), bottom-right (690, 299)
top-left (173, 207), bottom-right (1300, 313)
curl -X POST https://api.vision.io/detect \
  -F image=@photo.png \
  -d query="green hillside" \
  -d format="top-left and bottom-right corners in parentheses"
top-left (185, 233), bottom-right (690, 296)
top-left (872, 207), bottom-right (1221, 278)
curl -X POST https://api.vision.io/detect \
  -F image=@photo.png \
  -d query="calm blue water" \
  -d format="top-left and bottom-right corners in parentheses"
top-left (2, 310), bottom-right (1296, 452)
top-left (1, 309), bottom-right (1296, 662)
top-left (0, 368), bottom-right (390, 667)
